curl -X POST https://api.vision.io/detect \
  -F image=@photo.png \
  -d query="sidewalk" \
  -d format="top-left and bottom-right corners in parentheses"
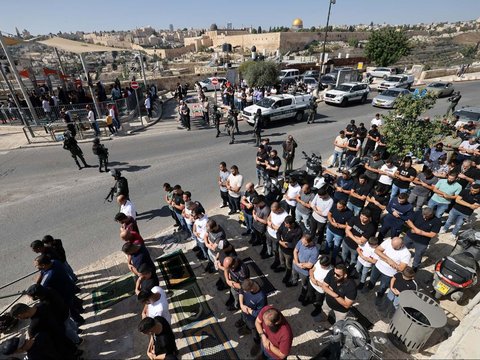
top-left (1, 195), bottom-right (474, 359)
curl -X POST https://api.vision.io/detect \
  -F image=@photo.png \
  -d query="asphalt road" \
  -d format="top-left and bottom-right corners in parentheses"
top-left (0, 81), bottom-right (478, 299)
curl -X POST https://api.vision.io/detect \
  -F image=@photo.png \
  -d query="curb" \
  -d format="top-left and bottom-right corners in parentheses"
top-left (127, 97), bottom-right (174, 134)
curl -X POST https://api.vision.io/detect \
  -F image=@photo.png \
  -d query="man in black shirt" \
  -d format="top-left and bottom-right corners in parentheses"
top-left (365, 185), bottom-right (389, 226)
top-left (441, 184), bottom-right (480, 236)
top-left (404, 207), bottom-right (442, 271)
top-left (345, 119), bottom-right (357, 139)
top-left (241, 182), bottom-right (258, 236)
top-left (342, 209), bottom-right (377, 266)
top-left (255, 145), bottom-right (268, 187)
top-left (264, 149), bottom-right (282, 178)
top-left (122, 242), bottom-right (157, 280)
top-left (356, 122), bottom-right (368, 154)
top-left (363, 151), bottom-right (384, 182)
top-left (252, 196), bottom-right (271, 250)
top-left (138, 316), bottom-right (178, 360)
top-left (345, 133), bottom-right (361, 168)
top-left (391, 156), bottom-right (417, 200)
top-left (224, 257), bottom-right (250, 311)
top-left (347, 174), bottom-right (371, 216)
top-left (326, 200), bottom-right (353, 265)
top-left (315, 264), bottom-right (357, 332)
top-left (170, 185), bottom-right (187, 232)
top-left (363, 125), bottom-right (380, 156)
top-left (457, 159), bottom-right (480, 189)
top-left (276, 216), bottom-right (303, 283)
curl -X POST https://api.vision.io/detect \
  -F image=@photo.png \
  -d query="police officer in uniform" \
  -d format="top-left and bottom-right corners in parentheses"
top-left (230, 105), bottom-right (240, 134)
top-left (110, 169), bottom-right (129, 199)
top-left (92, 138), bottom-right (109, 173)
top-left (213, 105), bottom-right (222, 138)
top-left (226, 109), bottom-right (236, 145)
top-left (306, 97), bottom-right (318, 124)
top-left (62, 130), bottom-right (91, 170)
top-left (446, 91), bottom-right (462, 116)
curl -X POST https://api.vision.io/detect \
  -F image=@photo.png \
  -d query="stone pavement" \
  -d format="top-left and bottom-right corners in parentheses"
top-left (2, 192), bottom-right (476, 360)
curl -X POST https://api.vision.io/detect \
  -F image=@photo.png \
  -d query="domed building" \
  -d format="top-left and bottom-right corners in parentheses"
top-left (292, 18), bottom-right (304, 30)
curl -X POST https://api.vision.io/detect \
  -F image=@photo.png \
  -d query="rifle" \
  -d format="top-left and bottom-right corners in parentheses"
top-left (104, 186), bottom-right (115, 203)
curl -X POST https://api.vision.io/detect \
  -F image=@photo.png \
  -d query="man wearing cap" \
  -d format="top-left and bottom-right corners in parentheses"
top-left (111, 169), bottom-right (129, 199)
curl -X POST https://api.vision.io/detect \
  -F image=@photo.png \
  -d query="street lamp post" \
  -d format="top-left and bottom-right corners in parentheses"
top-left (319, 0), bottom-right (336, 79)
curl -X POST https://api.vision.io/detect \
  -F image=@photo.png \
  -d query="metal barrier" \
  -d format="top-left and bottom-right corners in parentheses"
top-left (0, 270), bottom-right (39, 317)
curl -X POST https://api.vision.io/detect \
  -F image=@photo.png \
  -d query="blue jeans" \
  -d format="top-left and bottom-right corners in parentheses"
top-left (261, 344), bottom-right (276, 360)
top-left (90, 121), bottom-right (100, 136)
top-left (196, 239), bottom-right (208, 259)
top-left (341, 244), bottom-right (358, 265)
top-left (295, 211), bottom-right (311, 232)
top-left (355, 262), bottom-right (372, 283)
top-left (443, 207), bottom-right (468, 235)
top-left (427, 198), bottom-right (450, 218)
top-left (347, 201), bottom-right (363, 216)
top-left (390, 184), bottom-right (409, 200)
top-left (175, 212), bottom-right (188, 232)
top-left (244, 212), bottom-right (253, 232)
top-left (387, 290), bottom-right (400, 309)
top-left (369, 265), bottom-right (392, 296)
top-left (331, 150), bottom-right (343, 167)
top-left (325, 227), bottom-right (343, 263)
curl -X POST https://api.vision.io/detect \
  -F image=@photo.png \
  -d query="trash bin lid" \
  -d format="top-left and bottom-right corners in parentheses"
top-left (398, 290), bottom-right (447, 328)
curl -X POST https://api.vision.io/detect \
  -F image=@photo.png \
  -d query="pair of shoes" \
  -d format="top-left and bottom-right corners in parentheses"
top-left (250, 343), bottom-right (261, 357)
top-left (273, 266), bottom-right (286, 273)
top-left (270, 261), bottom-right (280, 270)
top-left (241, 231), bottom-right (252, 236)
top-left (375, 293), bottom-right (384, 306)
top-left (78, 167), bottom-right (83, 170)
top-left (99, 169), bottom-right (104, 172)
top-left (311, 307), bottom-right (322, 317)
top-left (260, 252), bottom-right (271, 259)
top-left (216, 134), bottom-right (219, 138)
top-left (439, 227), bottom-right (447, 234)
top-left (361, 282), bottom-right (374, 294)
top-left (234, 319), bottom-right (246, 328)
top-left (174, 223), bottom-right (180, 227)
top-left (220, 204), bottom-right (228, 208)
top-left (238, 326), bottom-right (252, 335)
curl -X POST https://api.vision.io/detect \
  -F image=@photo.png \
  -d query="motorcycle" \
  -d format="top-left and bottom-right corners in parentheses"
top-left (347, 156), bottom-right (368, 178)
top-left (432, 228), bottom-right (480, 302)
top-left (315, 319), bottom-right (381, 360)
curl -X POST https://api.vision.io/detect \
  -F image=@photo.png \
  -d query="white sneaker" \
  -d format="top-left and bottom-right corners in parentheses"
top-left (439, 228), bottom-right (447, 234)
top-left (254, 184), bottom-right (261, 189)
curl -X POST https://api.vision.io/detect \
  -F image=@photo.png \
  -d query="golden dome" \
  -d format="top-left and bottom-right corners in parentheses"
top-left (292, 18), bottom-right (303, 27)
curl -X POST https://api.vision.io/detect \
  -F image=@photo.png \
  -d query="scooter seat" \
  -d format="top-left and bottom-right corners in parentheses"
top-left (450, 253), bottom-right (478, 271)
top-left (441, 256), bottom-right (476, 284)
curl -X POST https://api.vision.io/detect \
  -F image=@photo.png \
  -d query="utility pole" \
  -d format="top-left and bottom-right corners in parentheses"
top-left (137, 52), bottom-right (147, 88)
top-left (54, 47), bottom-right (67, 90)
top-left (0, 64), bottom-right (27, 126)
top-left (79, 53), bottom-right (101, 118)
top-left (319, 0), bottom-right (336, 79)
top-left (0, 31), bottom-right (39, 125)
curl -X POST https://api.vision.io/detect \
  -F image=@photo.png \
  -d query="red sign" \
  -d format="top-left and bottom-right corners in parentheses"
top-left (130, 81), bottom-right (139, 89)
top-left (211, 77), bottom-right (219, 86)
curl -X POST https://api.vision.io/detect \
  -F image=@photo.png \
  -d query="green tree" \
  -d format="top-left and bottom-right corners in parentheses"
top-left (239, 61), bottom-right (279, 88)
top-left (381, 93), bottom-right (449, 158)
top-left (347, 38), bottom-right (359, 48)
top-left (365, 28), bottom-right (411, 66)
top-left (257, 26), bottom-right (262, 34)
top-left (460, 44), bottom-right (478, 61)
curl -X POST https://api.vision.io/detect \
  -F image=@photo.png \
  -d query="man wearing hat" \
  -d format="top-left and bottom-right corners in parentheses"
top-left (62, 130), bottom-right (92, 170)
top-left (110, 169), bottom-right (129, 199)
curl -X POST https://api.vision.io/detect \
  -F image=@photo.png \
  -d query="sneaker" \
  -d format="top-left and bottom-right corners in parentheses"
top-left (311, 307), bottom-right (323, 317)
top-left (328, 165), bottom-right (334, 168)
top-left (254, 184), bottom-right (261, 189)
top-left (270, 261), bottom-right (280, 270)
top-left (285, 281), bottom-right (298, 288)
top-left (314, 325), bottom-right (328, 333)
top-left (220, 204), bottom-right (228, 208)
top-left (235, 319), bottom-right (246, 328)
top-left (439, 227), bottom-right (447, 234)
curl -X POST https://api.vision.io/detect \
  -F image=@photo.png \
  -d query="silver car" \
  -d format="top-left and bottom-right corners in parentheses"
top-left (372, 88), bottom-right (410, 108)
top-left (426, 82), bottom-right (455, 98)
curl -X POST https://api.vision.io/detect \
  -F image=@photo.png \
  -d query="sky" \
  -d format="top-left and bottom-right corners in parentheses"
top-left (1, 0), bottom-right (479, 35)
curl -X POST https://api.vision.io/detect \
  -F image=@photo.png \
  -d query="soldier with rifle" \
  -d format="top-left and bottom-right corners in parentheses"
top-left (226, 108), bottom-right (237, 145)
top-left (306, 96), bottom-right (318, 124)
top-left (92, 138), bottom-right (109, 173)
top-left (446, 91), bottom-right (462, 116)
top-left (213, 105), bottom-right (223, 138)
top-left (105, 169), bottom-right (129, 203)
top-left (62, 130), bottom-right (92, 170)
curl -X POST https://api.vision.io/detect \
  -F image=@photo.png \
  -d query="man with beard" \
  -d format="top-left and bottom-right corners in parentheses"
top-left (314, 264), bottom-right (357, 332)
top-left (255, 145), bottom-right (268, 188)
top-left (224, 257), bottom-right (250, 311)
top-left (252, 196), bottom-right (271, 250)
top-left (427, 171), bottom-right (462, 218)
top-left (255, 305), bottom-right (293, 359)
top-left (241, 182), bottom-right (258, 236)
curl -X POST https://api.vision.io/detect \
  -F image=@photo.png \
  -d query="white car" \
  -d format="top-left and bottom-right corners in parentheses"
top-left (199, 77), bottom-right (227, 92)
top-left (372, 88), bottom-right (410, 109)
top-left (302, 77), bottom-right (319, 93)
top-left (377, 74), bottom-right (415, 91)
top-left (367, 67), bottom-right (396, 79)
top-left (324, 82), bottom-right (370, 107)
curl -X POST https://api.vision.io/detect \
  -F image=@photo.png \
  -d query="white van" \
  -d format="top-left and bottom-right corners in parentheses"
top-left (279, 69), bottom-right (300, 82)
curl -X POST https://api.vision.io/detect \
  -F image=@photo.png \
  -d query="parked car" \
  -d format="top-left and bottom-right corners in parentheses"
top-left (324, 82), bottom-right (370, 107)
top-left (372, 88), bottom-right (410, 108)
top-left (303, 70), bottom-right (320, 79)
top-left (279, 68), bottom-right (301, 82)
top-left (242, 93), bottom-right (311, 126)
top-left (199, 77), bottom-right (227, 92)
top-left (302, 77), bottom-right (319, 92)
top-left (453, 107), bottom-right (480, 128)
top-left (367, 67), bottom-right (397, 79)
top-left (426, 82), bottom-right (455, 98)
top-left (319, 74), bottom-right (337, 87)
top-left (377, 74), bottom-right (415, 91)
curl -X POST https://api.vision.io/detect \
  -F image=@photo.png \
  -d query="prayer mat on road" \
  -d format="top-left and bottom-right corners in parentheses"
top-left (156, 250), bottom-right (195, 289)
top-left (242, 257), bottom-right (278, 296)
top-left (91, 273), bottom-right (135, 313)
top-left (169, 280), bottom-right (213, 327)
top-left (182, 317), bottom-right (239, 360)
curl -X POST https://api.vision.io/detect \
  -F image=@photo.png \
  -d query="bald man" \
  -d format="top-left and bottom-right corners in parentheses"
top-left (117, 195), bottom-right (137, 219)
top-left (224, 257), bottom-right (250, 311)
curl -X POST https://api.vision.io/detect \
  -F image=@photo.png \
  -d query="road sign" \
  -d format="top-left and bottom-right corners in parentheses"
top-left (211, 77), bottom-right (219, 86)
top-left (131, 81), bottom-right (139, 89)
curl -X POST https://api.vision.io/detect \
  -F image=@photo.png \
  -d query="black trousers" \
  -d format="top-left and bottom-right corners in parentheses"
top-left (228, 195), bottom-right (241, 212)
top-left (220, 190), bottom-right (229, 206)
top-left (310, 218), bottom-right (326, 244)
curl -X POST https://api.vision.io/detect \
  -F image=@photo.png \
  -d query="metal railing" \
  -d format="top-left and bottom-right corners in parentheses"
top-left (0, 270), bottom-right (39, 317)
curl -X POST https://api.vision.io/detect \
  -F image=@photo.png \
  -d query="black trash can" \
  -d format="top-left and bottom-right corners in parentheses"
top-left (388, 290), bottom-right (447, 353)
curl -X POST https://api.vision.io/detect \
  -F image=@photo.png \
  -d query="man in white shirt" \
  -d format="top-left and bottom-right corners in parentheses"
top-left (329, 130), bottom-right (348, 169)
top-left (218, 162), bottom-right (230, 208)
top-left (457, 137), bottom-right (480, 163)
top-left (118, 195), bottom-right (137, 219)
top-left (378, 158), bottom-right (398, 187)
top-left (139, 285), bottom-right (172, 324)
top-left (362, 237), bottom-right (411, 306)
top-left (309, 188), bottom-right (334, 244)
top-left (192, 207), bottom-right (209, 261)
top-left (371, 113), bottom-right (383, 127)
top-left (144, 95), bottom-right (152, 119)
top-left (283, 178), bottom-right (301, 218)
top-left (42, 96), bottom-right (54, 121)
top-left (307, 255), bottom-right (333, 317)
top-left (86, 104), bottom-right (100, 136)
top-left (226, 165), bottom-right (243, 215)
